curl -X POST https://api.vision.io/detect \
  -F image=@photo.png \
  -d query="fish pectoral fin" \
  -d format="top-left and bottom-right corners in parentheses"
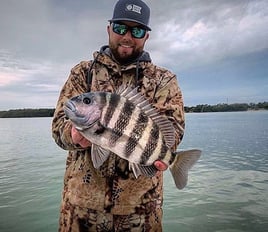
top-left (91, 144), bottom-right (110, 169)
top-left (129, 162), bottom-right (158, 178)
top-left (169, 149), bottom-right (202, 190)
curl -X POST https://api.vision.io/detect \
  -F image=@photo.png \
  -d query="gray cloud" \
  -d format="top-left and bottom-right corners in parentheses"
top-left (0, 0), bottom-right (267, 109)
top-left (148, 0), bottom-right (268, 70)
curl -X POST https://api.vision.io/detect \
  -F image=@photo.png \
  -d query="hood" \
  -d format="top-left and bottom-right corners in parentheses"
top-left (100, 45), bottom-right (152, 65)
top-left (87, 45), bottom-right (152, 90)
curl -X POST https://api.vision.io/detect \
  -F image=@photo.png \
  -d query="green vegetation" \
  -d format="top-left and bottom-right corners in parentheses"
top-left (0, 108), bottom-right (55, 118)
top-left (0, 102), bottom-right (267, 118)
top-left (184, 102), bottom-right (268, 113)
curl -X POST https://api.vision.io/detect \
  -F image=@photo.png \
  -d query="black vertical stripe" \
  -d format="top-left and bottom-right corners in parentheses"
top-left (103, 93), bottom-right (121, 126)
top-left (124, 112), bottom-right (149, 158)
top-left (159, 143), bottom-right (168, 160)
top-left (97, 92), bottom-right (107, 105)
top-left (140, 124), bottom-right (160, 165)
top-left (109, 100), bottom-right (135, 146)
top-left (168, 152), bottom-right (176, 165)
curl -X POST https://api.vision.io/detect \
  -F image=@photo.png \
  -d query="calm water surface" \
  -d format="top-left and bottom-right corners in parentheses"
top-left (0, 111), bottom-right (267, 232)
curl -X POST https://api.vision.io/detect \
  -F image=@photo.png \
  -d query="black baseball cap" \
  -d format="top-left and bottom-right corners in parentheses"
top-left (109, 0), bottom-right (151, 31)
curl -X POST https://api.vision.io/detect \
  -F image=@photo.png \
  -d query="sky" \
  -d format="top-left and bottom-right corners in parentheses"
top-left (0, 0), bottom-right (267, 110)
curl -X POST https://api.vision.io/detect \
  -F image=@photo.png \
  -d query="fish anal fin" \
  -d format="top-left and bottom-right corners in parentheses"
top-left (169, 149), bottom-right (201, 190)
top-left (91, 144), bottom-right (110, 169)
top-left (129, 163), bottom-right (158, 178)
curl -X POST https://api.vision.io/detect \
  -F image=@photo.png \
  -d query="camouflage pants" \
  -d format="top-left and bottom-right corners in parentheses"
top-left (59, 201), bottom-right (163, 232)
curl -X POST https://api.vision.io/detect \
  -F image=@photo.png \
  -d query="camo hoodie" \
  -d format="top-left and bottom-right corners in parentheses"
top-left (52, 46), bottom-right (185, 230)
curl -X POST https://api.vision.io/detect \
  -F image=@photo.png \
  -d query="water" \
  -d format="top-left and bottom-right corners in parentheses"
top-left (0, 111), bottom-right (267, 232)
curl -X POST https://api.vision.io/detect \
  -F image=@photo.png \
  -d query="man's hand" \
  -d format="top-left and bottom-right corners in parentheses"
top-left (71, 126), bottom-right (91, 148)
top-left (154, 160), bottom-right (168, 171)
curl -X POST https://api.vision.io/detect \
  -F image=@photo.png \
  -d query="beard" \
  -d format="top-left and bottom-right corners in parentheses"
top-left (109, 39), bottom-right (144, 65)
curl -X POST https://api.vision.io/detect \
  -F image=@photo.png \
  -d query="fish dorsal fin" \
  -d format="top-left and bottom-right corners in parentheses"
top-left (119, 86), bottom-right (175, 148)
top-left (91, 144), bottom-right (110, 169)
top-left (116, 85), bottom-right (130, 94)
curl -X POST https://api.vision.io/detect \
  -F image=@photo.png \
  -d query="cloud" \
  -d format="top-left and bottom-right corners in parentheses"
top-left (148, 0), bottom-right (268, 70)
top-left (0, 0), bottom-right (113, 63)
top-left (0, 0), bottom-right (267, 109)
top-left (0, 49), bottom-right (70, 109)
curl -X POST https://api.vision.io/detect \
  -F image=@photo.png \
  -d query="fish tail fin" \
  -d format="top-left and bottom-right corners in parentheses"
top-left (169, 149), bottom-right (201, 190)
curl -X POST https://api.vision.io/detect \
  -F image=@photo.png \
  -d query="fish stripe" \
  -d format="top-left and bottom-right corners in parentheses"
top-left (128, 119), bottom-right (154, 163)
top-left (125, 112), bottom-right (149, 157)
top-left (109, 100), bottom-right (135, 146)
top-left (140, 123), bottom-right (160, 165)
top-left (168, 151), bottom-right (175, 165)
top-left (102, 93), bottom-right (121, 127)
top-left (96, 92), bottom-right (107, 105)
top-left (146, 132), bottom-right (165, 164)
top-left (159, 143), bottom-right (168, 160)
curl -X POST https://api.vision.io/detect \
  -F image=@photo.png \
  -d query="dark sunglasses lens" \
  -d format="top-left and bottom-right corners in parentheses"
top-left (131, 27), bottom-right (146, 38)
top-left (112, 23), bottom-right (146, 39)
top-left (113, 23), bottom-right (127, 35)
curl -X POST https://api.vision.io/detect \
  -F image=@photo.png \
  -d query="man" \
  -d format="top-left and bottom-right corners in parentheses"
top-left (52, 0), bottom-right (185, 231)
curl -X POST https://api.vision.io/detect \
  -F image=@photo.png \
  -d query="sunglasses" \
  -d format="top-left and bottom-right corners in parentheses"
top-left (112, 23), bottom-right (147, 39)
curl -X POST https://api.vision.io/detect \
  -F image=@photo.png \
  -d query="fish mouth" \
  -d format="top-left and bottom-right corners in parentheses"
top-left (64, 101), bottom-right (98, 130)
top-left (64, 101), bottom-right (79, 117)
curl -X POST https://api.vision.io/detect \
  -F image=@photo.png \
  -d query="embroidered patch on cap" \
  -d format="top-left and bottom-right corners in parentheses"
top-left (126, 4), bottom-right (142, 14)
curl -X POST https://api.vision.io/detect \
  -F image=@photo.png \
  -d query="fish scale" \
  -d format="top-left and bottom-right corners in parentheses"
top-left (109, 99), bottom-right (135, 146)
top-left (125, 112), bottom-right (148, 156)
top-left (103, 92), bottom-right (164, 163)
top-left (102, 93), bottom-right (120, 127)
top-left (64, 87), bottom-right (201, 189)
top-left (140, 124), bottom-right (160, 164)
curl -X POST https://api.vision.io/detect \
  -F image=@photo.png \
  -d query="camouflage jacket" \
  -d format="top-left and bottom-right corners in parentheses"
top-left (52, 46), bottom-right (185, 215)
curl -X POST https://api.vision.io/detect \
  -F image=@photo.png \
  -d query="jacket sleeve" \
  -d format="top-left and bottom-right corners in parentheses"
top-left (155, 75), bottom-right (185, 150)
top-left (51, 61), bottom-right (91, 150)
top-left (142, 66), bottom-right (185, 150)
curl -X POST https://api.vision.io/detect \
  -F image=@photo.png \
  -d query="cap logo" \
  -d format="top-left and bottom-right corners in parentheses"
top-left (126, 4), bottom-right (142, 14)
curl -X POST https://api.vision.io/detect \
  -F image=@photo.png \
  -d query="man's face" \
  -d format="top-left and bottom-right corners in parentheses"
top-left (107, 21), bottom-right (149, 64)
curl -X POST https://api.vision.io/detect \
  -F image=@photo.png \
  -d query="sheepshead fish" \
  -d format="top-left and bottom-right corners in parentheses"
top-left (64, 87), bottom-right (201, 189)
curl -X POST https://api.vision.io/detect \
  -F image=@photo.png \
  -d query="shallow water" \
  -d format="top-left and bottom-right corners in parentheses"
top-left (0, 111), bottom-right (267, 231)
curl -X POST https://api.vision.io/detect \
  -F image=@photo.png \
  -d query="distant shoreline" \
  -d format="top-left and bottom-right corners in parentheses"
top-left (0, 102), bottom-right (267, 118)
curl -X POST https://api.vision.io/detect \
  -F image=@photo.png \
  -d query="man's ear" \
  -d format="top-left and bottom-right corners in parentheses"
top-left (107, 25), bottom-right (111, 36)
top-left (145, 32), bottom-right (149, 41)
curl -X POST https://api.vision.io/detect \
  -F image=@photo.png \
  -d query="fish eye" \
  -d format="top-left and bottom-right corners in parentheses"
top-left (83, 97), bottom-right (91, 105)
